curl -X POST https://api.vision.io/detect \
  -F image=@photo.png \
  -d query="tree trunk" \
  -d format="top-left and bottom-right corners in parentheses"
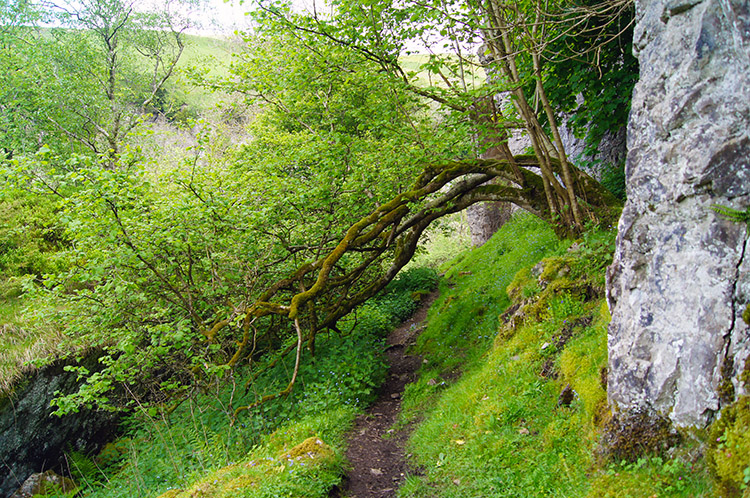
top-left (466, 200), bottom-right (512, 246)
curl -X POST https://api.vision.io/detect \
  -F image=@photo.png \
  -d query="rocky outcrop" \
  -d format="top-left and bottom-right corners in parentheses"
top-left (606, 0), bottom-right (750, 427)
top-left (558, 120), bottom-right (627, 178)
top-left (0, 354), bottom-right (120, 497)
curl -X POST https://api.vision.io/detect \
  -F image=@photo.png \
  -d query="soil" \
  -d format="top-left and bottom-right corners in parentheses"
top-left (332, 291), bottom-right (438, 498)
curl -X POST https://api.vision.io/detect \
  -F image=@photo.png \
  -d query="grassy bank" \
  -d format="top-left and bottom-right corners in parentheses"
top-left (398, 214), bottom-right (715, 498)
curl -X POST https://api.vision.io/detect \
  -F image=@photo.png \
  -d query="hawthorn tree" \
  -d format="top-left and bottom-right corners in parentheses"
top-left (0, 0), bottom-right (201, 164)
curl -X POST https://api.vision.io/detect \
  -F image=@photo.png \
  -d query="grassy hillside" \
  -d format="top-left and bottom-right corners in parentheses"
top-left (398, 215), bottom-right (715, 498)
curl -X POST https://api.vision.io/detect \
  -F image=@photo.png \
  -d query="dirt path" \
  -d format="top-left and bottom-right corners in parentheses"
top-left (334, 291), bottom-right (437, 498)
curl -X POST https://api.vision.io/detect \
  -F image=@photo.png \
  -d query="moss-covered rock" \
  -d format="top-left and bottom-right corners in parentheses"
top-left (598, 408), bottom-right (680, 463)
top-left (280, 436), bottom-right (334, 463)
top-left (159, 437), bottom-right (337, 498)
top-left (9, 469), bottom-right (76, 498)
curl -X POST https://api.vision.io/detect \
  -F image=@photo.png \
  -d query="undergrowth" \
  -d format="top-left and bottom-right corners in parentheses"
top-left (399, 213), bottom-right (714, 498)
top-left (65, 267), bottom-right (438, 498)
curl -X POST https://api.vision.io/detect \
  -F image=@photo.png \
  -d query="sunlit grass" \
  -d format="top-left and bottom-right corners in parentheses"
top-left (399, 214), bottom-right (714, 498)
top-left (407, 212), bottom-right (472, 271)
top-left (0, 296), bottom-right (70, 393)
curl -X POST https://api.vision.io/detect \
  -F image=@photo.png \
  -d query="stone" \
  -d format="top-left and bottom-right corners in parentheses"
top-left (558, 110), bottom-right (627, 178)
top-left (10, 470), bottom-right (76, 498)
top-left (606, 0), bottom-right (750, 427)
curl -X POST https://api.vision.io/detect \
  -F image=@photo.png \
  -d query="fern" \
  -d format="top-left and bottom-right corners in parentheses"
top-left (712, 204), bottom-right (750, 231)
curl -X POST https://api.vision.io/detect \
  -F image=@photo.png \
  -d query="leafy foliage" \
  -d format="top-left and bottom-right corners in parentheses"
top-left (712, 204), bottom-right (750, 231)
top-left (70, 267), bottom-right (435, 498)
top-left (540, 0), bottom-right (638, 159)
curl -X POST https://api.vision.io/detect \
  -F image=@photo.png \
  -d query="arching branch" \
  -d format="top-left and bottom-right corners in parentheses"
top-left (228, 154), bottom-right (620, 415)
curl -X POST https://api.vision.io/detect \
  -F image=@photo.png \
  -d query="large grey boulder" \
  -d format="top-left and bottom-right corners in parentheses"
top-left (606, 0), bottom-right (750, 426)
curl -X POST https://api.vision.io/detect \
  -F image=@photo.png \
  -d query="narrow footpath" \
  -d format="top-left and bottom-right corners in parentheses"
top-left (334, 291), bottom-right (438, 498)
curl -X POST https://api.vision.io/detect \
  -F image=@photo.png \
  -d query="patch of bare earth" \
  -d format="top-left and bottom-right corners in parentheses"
top-left (332, 290), bottom-right (438, 498)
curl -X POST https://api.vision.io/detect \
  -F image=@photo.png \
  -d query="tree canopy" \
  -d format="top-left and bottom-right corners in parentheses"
top-left (0, 0), bottom-right (634, 414)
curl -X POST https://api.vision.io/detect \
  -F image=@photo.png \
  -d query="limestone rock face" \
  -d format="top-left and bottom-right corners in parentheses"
top-left (606, 0), bottom-right (750, 426)
top-left (558, 121), bottom-right (627, 178)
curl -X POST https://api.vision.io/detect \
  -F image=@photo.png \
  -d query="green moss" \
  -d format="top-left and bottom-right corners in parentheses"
top-left (598, 409), bottom-right (680, 463)
top-left (719, 357), bottom-right (737, 406)
top-left (538, 256), bottom-right (573, 284)
top-left (558, 310), bottom-right (608, 425)
top-left (740, 357), bottom-right (750, 388)
top-left (708, 396), bottom-right (750, 497)
top-left (743, 303), bottom-right (750, 326)
top-left (506, 267), bottom-right (533, 302)
top-left (522, 278), bottom-right (582, 323)
top-left (281, 437), bottom-right (334, 463)
top-left (586, 454), bottom-right (711, 498)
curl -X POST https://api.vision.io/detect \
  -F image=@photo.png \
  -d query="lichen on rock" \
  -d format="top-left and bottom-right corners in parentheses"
top-left (606, 0), bottom-right (750, 427)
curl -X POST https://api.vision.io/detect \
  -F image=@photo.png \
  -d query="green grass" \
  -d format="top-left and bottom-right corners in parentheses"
top-left (0, 295), bottom-right (71, 393)
top-left (398, 214), bottom-right (714, 498)
top-left (167, 34), bottom-right (236, 112)
top-left (413, 213), bottom-right (563, 377)
top-left (399, 53), bottom-right (484, 90)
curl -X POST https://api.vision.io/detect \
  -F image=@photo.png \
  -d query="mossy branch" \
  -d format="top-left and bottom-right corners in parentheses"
top-left (229, 154), bottom-right (621, 413)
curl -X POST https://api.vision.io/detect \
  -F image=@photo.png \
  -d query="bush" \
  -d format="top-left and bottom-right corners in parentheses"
top-left (600, 161), bottom-right (626, 201)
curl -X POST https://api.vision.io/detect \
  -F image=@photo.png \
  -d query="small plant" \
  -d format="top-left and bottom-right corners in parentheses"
top-left (712, 204), bottom-right (750, 231)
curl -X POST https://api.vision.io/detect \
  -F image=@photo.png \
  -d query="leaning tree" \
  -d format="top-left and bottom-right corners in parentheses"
top-left (37, 0), bottom-right (629, 415)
